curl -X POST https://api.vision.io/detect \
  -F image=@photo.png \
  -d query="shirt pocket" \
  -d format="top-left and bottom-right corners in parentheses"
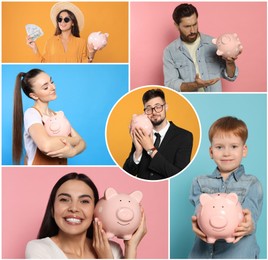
top-left (200, 186), bottom-right (219, 194)
top-left (226, 187), bottom-right (247, 204)
top-left (175, 61), bottom-right (191, 81)
top-left (205, 56), bottom-right (221, 76)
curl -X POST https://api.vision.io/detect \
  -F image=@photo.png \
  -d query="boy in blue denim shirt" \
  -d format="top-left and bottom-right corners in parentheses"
top-left (189, 116), bottom-right (263, 258)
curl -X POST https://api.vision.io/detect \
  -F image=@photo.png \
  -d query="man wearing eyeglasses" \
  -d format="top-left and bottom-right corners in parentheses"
top-left (123, 88), bottom-right (193, 180)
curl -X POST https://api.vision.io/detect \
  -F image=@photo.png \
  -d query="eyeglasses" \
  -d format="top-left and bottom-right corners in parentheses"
top-left (144, 103), bottom-right (166, 115)
top-left (57, 17), bottom-right (71, 23)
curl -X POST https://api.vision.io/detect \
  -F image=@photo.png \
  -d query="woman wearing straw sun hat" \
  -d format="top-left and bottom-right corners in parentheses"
top-left (26, 2), bottom-right (97, 63)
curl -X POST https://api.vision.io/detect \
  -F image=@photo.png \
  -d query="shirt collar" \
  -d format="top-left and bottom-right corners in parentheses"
top-left (153, 121), bottom-right (170, 139)
top-left (211, 164), bottom-right (245, 181)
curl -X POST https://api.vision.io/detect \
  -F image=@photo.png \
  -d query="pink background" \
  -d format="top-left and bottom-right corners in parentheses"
top-left (2, 167), bottom-right (168, 259)
top-left (130, 2), bottom-right (267, 92)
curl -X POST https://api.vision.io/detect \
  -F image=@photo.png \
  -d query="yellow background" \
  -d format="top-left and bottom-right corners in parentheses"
top-left (106, 86), bottom-right (201, 168)
top-left (2, 2), bottom-right (128, 63)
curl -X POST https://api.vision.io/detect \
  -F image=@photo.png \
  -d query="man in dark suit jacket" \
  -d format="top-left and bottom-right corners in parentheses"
top-left (123, 88), bottom-right (193, 180)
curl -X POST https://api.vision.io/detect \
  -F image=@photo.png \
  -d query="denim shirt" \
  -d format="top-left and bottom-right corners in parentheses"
top-left (163, 33), bottom-right (239, 92)
top-left (189, 165), bottom-right (263, 258)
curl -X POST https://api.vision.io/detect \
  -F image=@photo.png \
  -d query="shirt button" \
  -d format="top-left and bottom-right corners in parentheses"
top-left (150, 173), bottom-right (154, 176)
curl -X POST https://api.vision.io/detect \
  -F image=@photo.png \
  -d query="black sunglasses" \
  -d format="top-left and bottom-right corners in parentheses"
top-left (57, 17), bottom-right (71, 23)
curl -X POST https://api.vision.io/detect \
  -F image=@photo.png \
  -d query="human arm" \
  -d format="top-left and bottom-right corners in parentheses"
top-left (233, 178), bottom-right (263, 242)
top-left (180, 74), bottom-right (220, 92)
top-left (233, 209), bottom-right (254, 243)
top-left (123, 128), bottom-right (152, 175)
top-left (29, 124), bottom-right (85, 158)
top-left (124, 209), bottom-right (147, 259)
top-left (87, 43), bottom-right (97, 63)
top-left (163, 48), bottom-right (220, 92)
top-left (191, 215), bottom-right (207, 242)
top-left (147, 128), bottom-right (193, 178)
top-left (46, 128), bottom-right (86, 158)
top-left (26, 35), bottom-right (39, 54)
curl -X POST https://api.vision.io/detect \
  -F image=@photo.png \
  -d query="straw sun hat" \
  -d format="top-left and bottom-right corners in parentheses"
top-left (50, 2), bottom-right (84, 31)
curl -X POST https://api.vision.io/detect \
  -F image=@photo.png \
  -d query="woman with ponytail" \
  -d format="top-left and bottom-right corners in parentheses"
top-left (12, 68), bottom-right (86, 165)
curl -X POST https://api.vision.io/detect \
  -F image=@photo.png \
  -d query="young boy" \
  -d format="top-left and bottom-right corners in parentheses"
top-left (189, 116), bottom-right (263, 258)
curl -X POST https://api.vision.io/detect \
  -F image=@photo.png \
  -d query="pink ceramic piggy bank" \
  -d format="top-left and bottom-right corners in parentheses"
top-left (130, 114), bottom-right (153, 136)
top-left (212, 33), bottom-right (243, 59)
top-left (88, 31), bottom-right (109, 50)
top-left (197, 193), bottom-right (243, 244)
top-left (42, 111), bottom-right (71, 136)
top-left (94, 187), bottom-right (143, 240)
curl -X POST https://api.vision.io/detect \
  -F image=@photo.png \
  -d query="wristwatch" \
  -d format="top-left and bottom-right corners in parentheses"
top-left (147, 147), bottom-right (157, 156)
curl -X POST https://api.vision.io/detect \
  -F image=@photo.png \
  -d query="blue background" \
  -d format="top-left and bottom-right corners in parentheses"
top-left (2, 64), bottom-right (128, 165)
top-left (170, 94), bottom-right (267, 258)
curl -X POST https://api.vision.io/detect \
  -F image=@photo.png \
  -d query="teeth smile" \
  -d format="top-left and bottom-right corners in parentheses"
top-left (65, 218), bottom-right (82, 224)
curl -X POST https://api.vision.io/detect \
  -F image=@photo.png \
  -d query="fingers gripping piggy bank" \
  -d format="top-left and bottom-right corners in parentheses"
top-left (94, 187), bottom-right (143, 240)
top-left (197, 193), bottom-right (243, 244)
top-left (212, 33), bottom-right (243, 59)
top-left (130, 114), bottom-right (153, 136)
top-left (42, 111), bottom-right (71, 136)
top-left (88, 31), bottom-right (109, 50)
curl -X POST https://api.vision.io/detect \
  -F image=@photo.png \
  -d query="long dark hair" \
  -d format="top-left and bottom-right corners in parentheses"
top-left (55, 10), bottom-right (80, 37)
top-left (37, 173), bottom-right (99, 239)
top-left (12, 69), bottom-right (44, 164)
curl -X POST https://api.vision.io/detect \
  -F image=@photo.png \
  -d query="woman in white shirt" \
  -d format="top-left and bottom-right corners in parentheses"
top-left (12, 68), bottom-right (86, 165)
top-left (25, 172), bottom-right (147, 259)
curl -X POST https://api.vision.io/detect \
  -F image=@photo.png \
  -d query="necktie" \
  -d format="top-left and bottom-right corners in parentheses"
top-left (154, 133), bottom-right (161, 149)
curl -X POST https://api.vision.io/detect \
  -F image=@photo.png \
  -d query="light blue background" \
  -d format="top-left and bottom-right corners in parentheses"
top-left (2, 64), bottom-right (128, 165)
top-left (170, 94), bottom-right (267, 258)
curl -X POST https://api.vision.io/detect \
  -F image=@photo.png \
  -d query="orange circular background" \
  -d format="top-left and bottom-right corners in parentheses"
top-left (106, 86), bottom-right (201, 169)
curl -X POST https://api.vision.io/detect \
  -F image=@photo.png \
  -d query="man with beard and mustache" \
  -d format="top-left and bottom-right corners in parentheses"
top-left (123, 88), bottom-right (193, 180)
top-left (163, 3), bottom-right (238, 92)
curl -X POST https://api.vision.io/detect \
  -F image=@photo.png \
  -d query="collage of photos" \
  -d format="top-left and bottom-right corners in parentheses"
top-left (1, 1), bottom-right (267, 259)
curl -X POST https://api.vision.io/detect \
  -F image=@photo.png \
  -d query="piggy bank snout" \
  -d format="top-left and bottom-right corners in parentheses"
top-left (116, 207), bottom-right (134, 222)
top-left (209, 215), bottom-right (227, 228)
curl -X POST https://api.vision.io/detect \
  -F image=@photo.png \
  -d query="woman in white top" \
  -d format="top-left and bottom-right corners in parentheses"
top-left (12, 68), bottom-right (86, 165)
top-left (25, 172), bottom-right (147, 258)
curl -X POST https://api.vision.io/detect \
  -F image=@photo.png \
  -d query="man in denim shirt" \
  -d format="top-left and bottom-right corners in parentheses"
top-left (189, 116), bottom-right (263, 258)
top-left (163, 4), bottom-right (239, 92)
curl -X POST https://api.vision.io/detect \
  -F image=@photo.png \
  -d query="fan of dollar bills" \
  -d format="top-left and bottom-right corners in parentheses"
top-left (25, 24), bottom-right (44, 41)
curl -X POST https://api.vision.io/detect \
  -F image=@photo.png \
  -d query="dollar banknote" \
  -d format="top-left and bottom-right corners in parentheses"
top-left (25, 24), bottom-right (44, 41)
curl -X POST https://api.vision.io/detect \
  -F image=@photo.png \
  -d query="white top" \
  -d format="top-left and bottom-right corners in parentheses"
top-left (183, 36), bottom-right (204, 92)
top-left (25, 237), bottom-right (123, 259)
top-left (24, 108), bottom-right (43, 165)
top-left (134, 121), bottom-right (171, 164)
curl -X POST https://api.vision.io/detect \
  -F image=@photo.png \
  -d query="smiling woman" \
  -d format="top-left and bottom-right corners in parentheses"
top-left (12, 68), bottom-right (86, 165)
top-left (25, 172), bottom-right (147, 259)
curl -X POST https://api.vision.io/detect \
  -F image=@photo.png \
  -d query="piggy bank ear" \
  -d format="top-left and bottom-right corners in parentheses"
top-left (105, 187), bottom-right (118, 200)
top-left (104, 33), bottom-right (109, 38)
top-left (212, 38), bottom-right (217, 44)
top-left (226, 193), bottom-right (238, 204)
top-left (130, 191), bottom-right (143, 203)
top-left (56, 111), bottom-right (64, 118)
top-left (199, 193), bottom-right (212, 206)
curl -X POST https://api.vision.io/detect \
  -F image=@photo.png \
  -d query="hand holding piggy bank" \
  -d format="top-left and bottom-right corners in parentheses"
top-left (94, 187), bottom-right (143, 240)
top-left (197, 193), bottom-right (243, 244)
top-left (42, 111), bottom-right (71, 136)
top-left (130, 114), bottom-right (153, 136)
top-left (212, 33), bottom-right (243, 59)
top-left (88, 31), bottom-right (109, 50)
